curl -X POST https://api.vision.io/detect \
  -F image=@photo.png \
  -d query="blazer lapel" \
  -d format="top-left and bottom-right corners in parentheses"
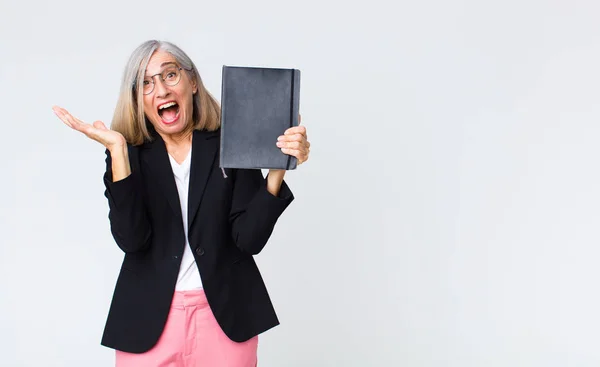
top-left (141, 133), bottom-right (182, 220)
top-left (188, 129), bottom-right (219, 230)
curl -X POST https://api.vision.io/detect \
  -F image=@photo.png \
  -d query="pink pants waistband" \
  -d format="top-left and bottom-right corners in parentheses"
top-left (170, 289), bottom-right (208, 309)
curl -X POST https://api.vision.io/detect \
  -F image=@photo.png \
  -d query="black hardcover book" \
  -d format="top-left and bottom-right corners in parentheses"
top-left (219, 65), bottom-right (301, 170)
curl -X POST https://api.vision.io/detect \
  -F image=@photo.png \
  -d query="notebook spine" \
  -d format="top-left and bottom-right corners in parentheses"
top-left (220, 65), bottom-right (227, 171)
top-left (286, 69), bottom-right (295, 170)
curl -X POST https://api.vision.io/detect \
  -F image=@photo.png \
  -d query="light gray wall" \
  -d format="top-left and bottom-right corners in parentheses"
top-left (2, 0), bottom-right (600, 366)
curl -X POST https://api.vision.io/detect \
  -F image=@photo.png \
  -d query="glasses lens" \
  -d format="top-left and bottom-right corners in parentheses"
top-left (163, 68), bottom-right (181, 86)
top-left (142, 79), bottom-right (153, 94)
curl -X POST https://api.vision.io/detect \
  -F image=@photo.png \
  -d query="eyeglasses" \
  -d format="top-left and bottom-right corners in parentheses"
top-left (140, 66), bottom-right (184, 95)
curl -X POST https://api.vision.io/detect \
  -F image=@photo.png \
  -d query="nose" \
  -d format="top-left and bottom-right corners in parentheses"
top-left (153, 77), bottom-right (170, 98)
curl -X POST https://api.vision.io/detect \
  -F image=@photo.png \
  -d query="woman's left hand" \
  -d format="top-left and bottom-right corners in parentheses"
top-left (266, 115), bottom-right (310, 196)
top-left (276, 115), bottom-right (310, 165)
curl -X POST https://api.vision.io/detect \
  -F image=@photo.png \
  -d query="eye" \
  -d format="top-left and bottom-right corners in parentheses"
top-left (166, 72), bottom-right (176, 80)
top-left (143, 80), bottom-right (151, 86)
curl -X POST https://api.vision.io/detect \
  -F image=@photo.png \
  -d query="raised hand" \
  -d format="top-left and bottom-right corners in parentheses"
top-left (52, 106), bottom-right (126, 151)
top-left (276, 114), bottom-right (310, 165)
top-left (265, 114), bottom-right (310, 197)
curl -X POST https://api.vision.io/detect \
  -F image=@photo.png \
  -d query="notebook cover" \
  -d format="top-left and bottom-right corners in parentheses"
top-left (220, 65), bottom-right (301, 170)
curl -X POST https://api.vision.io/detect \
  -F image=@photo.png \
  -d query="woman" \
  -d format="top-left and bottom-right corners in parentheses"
top-left (52, 39), bottom-right (310, 367)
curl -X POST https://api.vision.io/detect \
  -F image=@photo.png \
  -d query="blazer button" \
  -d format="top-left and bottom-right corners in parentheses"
top-left (196, 247), bottom-right (205, 256)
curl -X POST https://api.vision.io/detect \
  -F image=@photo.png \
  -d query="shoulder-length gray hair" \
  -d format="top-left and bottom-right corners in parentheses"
top-left (110, 40), bottom-right (221, 145)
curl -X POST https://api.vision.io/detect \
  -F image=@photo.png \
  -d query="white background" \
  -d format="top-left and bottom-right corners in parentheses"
top-left (2, 0), bottom-right (600, 366)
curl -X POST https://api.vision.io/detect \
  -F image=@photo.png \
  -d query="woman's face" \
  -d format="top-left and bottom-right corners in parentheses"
top-left (142, 50), bottom-right (197, 138)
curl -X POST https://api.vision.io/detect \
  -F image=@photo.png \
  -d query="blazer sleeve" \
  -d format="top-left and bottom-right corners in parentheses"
top-left (229, 169), bottom-right (294, 255)
top-left (103, 147), bottom-right (152, 253)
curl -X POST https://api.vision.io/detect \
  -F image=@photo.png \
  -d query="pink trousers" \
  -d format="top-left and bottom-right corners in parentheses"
top-left (115, 290), bottom-right (258, 367)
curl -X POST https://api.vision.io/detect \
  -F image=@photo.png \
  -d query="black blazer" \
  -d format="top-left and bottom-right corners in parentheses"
top-left (99, 128), bottom-right (294, 353)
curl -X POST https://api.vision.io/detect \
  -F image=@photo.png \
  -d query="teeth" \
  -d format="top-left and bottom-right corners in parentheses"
top-left (159, 102), bottom-right (177, 110)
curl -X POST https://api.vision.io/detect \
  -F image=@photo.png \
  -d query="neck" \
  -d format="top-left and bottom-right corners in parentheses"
top-left (160, 131), bottom-right (193, 154)
top-left (160, 129), bottom-right (193, 150)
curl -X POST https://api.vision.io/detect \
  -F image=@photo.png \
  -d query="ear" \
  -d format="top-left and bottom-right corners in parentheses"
top-left (192, 77), bottom-right (198, 94)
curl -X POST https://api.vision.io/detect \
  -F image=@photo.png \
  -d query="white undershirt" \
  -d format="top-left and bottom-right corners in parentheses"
top-left (168, 149), bottom-right (203, 291)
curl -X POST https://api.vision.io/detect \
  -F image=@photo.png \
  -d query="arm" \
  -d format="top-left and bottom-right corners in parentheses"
top-left (229, 169), bottom-right (294, 255)
top-left (266, 169), bottom-right (285, 196)
top-left (51, 106), bottom-right (153, 253)
top-left (108, 144), bottom-right (131, 181)
top-left (103, 146), bottom-right (152, 253)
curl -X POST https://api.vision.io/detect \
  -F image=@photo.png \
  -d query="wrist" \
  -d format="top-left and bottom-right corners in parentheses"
top-left (108, 144), bottom-right (131, 182)
top-left (108, 143), bottom-right (127, 157)
top-left (266, 169), bottom-right (285, 196)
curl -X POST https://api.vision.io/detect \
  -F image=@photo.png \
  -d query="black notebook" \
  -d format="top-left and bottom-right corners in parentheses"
top-left (219, 65), bottom-right (301, 170)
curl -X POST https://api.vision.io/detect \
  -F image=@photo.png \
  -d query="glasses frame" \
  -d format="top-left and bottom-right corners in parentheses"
top-left (139, 66), bottom-right (186, 95)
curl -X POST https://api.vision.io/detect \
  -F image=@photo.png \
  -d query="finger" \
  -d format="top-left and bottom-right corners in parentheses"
top-left (52, 106), bottom-right (74, 128)
top-left (52, 106), bottom-right (73, 119)
top-left (286, 122), bottom-right (307, 141)
top-left (56, 108), bottom-right (80, 127)
top-left (277, 133), bottom-right (305, 142)
top-left (297, 114), bottom-right (306, 140)
top-left (277, 140), bottom-right (306, 151)
top-left (55, 107), bottom-right (96, 136)
top-left (65, 112), bottom-right (95, 135)
top-left (53, 106), bottom-right (83, 126)
top-left (56, 115), bottom-right (73, 129)
top-left (69, 113), bottom-right (88, 127)
top-left (279, 145), bottom-right (309, 161)
top-left (281, 148), bottom-right (308, 165)
top-left (64, 113), bottom-right (85, 131)
top-left (284, 125), bottom-right (306, 136)
top-left (285, 125), bottom-right (306, 135)
top-left (52, 105), bottom-right (66, 115)
top-left (280, 147), bottom-right (301, 158)
top-left (277, 136), bottom-right (310, 153)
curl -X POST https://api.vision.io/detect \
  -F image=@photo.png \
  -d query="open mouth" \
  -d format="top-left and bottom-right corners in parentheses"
top-left (158, 101), bottom-right (180, 123)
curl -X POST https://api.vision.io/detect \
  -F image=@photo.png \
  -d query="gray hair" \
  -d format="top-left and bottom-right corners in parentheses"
top-left (111, 40), bottom-right (221, 145)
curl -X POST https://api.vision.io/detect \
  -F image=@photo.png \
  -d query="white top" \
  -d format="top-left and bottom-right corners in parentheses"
top-left (168, 148), bottom-right (203, 291)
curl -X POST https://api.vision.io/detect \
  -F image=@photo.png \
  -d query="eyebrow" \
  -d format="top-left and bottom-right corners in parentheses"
top-left (145, 62), bottom-right (178, 77)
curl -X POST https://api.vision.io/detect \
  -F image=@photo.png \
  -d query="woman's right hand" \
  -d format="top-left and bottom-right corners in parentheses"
top-left (52, 105), bottom-right (126, 151)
